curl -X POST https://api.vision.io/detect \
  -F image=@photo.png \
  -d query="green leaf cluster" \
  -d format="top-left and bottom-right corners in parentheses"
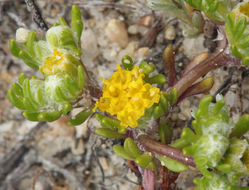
top-left (171, 95), bottom-right (249, 189)
top-left (113, 138), bottom-right (156, 170)
top-left (225, 1), bottom-right (249, 65)
top-left (95, 113), bottom-right (126, 138)
top-left (8, 6), bottom-right (86, 122)
top-left (185, 0), bottom-right (231, 22)
top-left (148, 0), bottom-right (205, 36)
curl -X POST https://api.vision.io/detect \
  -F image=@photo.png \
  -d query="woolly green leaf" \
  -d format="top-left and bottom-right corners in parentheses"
top-left (9, 39), bottom-right (22, 57)
top-left (225, 2), bottom-right (249, 66)
top-left (59, 17), bottom-right (68, 26)
top-left (24, 31), bottom-right (37, 56)
top-left (71, 5), bottom-right (83, 43)
top-left (7, 89), bottom-right (25, 110)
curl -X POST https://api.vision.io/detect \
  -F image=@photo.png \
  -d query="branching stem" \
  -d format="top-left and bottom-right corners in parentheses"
top-left (138, 135), bottom-right (196, 167)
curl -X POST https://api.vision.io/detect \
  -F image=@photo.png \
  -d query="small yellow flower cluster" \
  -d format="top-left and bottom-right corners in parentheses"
top-left (41, 49), bottom-right (65, 75)
top-left (94, 64), bottom-right (160, 128)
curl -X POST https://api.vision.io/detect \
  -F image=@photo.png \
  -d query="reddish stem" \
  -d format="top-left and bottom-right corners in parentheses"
top-left (173, 50), bottom-right (235, 97)
top-left (138, 135), bottom-right (196, 167)
top-left (142, 169), bottom-right (155, 190)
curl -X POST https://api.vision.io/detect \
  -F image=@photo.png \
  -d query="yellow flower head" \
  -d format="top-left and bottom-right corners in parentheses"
top-left (40, 49), bottom-right (79, 76)
top-left (94, 65), bottom-right (160, 128)
top-left (41, 49), bottom-right (65, 75)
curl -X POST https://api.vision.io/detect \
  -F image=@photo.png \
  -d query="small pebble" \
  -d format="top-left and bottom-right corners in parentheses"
top-left (138, 15), bottom-right (153, 27)
top-left (106, 19), bottom-right (129, 48)
top-left (164, 25), bottom-right (176, 41)
top-left (99, 157), bottom-right (109, 170)
top-left (137, 47), bottom-right (149, 58)
top-left (71, 138), bottom-right (85, 155)
top-left (138, 26), bottom-right (149, 36)
top-left (128, 24), bottom-right (139, 35)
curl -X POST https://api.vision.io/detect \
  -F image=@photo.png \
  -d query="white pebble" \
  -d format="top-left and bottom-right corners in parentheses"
top-left (106, 19), bottom-right (129, 48)
top-left (164, 25), bottom-right (176, 41)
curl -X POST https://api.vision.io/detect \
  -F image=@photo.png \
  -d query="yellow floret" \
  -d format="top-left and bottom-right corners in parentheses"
top-left (41, 49), bottom-right (65, 75)
top-left (94, 65), bottom-right (160, 128)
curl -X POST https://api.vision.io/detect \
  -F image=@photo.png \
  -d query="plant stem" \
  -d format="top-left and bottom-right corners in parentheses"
top-left (138, 135), bottom-right (196, 167)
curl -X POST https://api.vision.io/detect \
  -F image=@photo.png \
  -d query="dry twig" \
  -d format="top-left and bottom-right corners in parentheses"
top-left (24, 0), bottom-right (48, 31)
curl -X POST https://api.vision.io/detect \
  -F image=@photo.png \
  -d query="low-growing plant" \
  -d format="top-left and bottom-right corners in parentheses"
top-left (7, 1), bottom-right (249, 190)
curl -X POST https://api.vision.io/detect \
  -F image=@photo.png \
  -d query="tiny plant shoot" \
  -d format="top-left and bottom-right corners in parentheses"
top-left (8, 1), bottom-right (249, 190)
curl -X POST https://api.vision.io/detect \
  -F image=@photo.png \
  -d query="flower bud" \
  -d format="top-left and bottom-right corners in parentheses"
top-left (16, 28), bottom-right (30, 43)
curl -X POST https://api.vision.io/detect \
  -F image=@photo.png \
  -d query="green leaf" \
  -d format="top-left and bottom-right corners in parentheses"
top-left (77, 65), bottom-right (85, 89)
top-left (95, 114), bottom-right (126, 133)
top-left (122, 55), bottom-right (133, 70)
top-left (139, 61), bottom-right (155, 75)
top-left (59, 17), bottom-right (68, 26)
top-left (38, 111), bottom-right (61, 122)
top-left (145, 74), bottom-right (167, 84)
top-left (124, 138), bottom-right (141, 158)
top-left (113, 145), bottom-right (135, 160)
top-left (7, 89), bottom-right (25, 110)
top-left (167, 88), bottom-right (178, 105)
top-left (230, 114), bottom-right (249, 138)
top-left (96, 128), bottom-right (125, 139)
top-left (71, 5), bottom-right (83, 43)
top-left (23, 111), bottom-right (40, 121)
top-left (62, 103), bottom-right (73, 115)
top-left (9, 39), bottom-right (22, 57)
top-left (153, 105), bottom-right (165, 120)
top-left (159, 92), bottom-right (169, 112)
top-left (158, 155), bottom-right (188, 172)
top-left (19, 50), bottom-right (39, 69)
top-left (18, 73), bottom-right (26, 85)
top-left (158, 117), bottom-right (172, 144)
top-left (135, 153), bottom-right (153, 168)
top-left (68, 108), bottom-right (92, 126)
top-left (24, 31), bottom-right (37, 56)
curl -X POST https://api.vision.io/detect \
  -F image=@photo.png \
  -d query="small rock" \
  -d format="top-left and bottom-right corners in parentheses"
top-left (99, 157), bottom-right (109, 170)
top-left (71, 138), bottom-right (85, 155)
top-left (51, 8), bottom-right (59, 17)
top-left (103, 49), bottom-right (118, 61)
top-left (138, 15), bottom-right (153, 27)
top-left (182, 34), bottom-right (207, 59)
top-left (106, 19), bottom-right (129, 48)
top-left (164, 25), bottom-right (176, 41)
top-left (137, 47), bottom-right (149, 58)
top-left (138, 26), bottom-right (149, 36)
top-left (128, 24), bottom-right (139, 35)
top-left (118, 41), bottom-right (138, 62)
top-left (81, 29), bottom-right (99, 63)
top-left (0, 121), bottom-right (15, 133)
